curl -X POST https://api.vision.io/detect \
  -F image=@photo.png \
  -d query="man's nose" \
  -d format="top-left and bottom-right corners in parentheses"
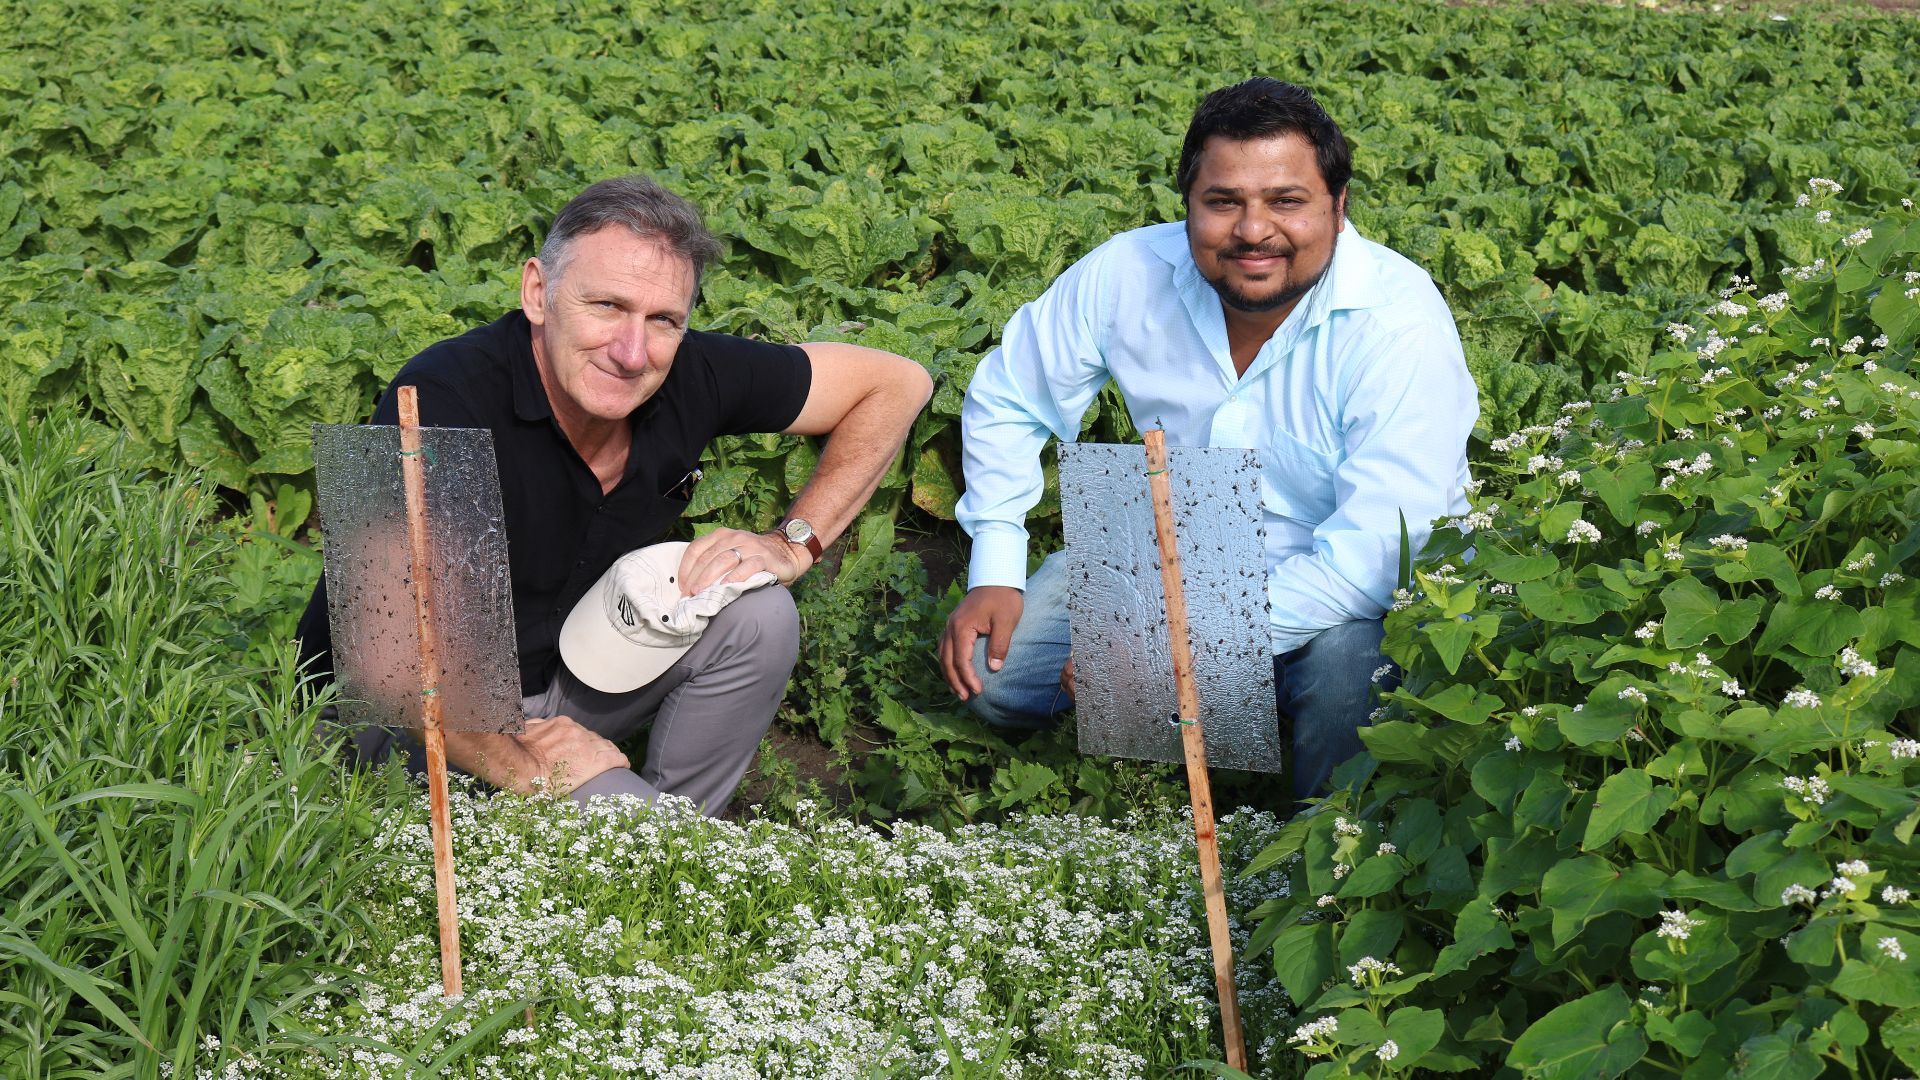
top-left (606, 318), bottom-right (650, 372)
top-left (1233, 208), bottom-right (1276, 245)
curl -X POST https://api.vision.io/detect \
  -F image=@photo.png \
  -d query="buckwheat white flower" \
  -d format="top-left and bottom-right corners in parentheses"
top-left (1377, 1040), bottom-right (1401, 1062)
top-left (1814, 585), bottom-right (1841, 601)
top-left (1885, 886), bottom-right (1913, 904)
top-left (1618, 685), bottom-right (1648, 704)
top-left (1842, 228), bottom-right (1872, 248)
top-left (1880, 937), bottom-right (1908, 962)
top-left (1347, 956), bottom-right (1402, 984)
top-left (1656, 910), bottom-right (1704, 940)
top-left (1784, 688), bottom-right (1823, 709)
top-left (1566, 519), bottom-right (1601, 544)
top-left (1839, 647), bottom-right (1878, 679)
top-left (1634, 620), bottom-right (1661, 641)
top-left (1781, 884), bottom-right (1818, 906)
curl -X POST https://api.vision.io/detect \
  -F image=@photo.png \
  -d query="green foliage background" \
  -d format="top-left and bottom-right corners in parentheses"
top-left (4, 0), bottom-right (1920, 818)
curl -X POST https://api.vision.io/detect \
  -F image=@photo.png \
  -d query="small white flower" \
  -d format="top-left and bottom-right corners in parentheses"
top-left (1317, 894), bottom-right (1338, 908)
top-left (1784, 688), bottom-right (1823, 709)
top-left (1666, 322), bottom-right (1695, 343)
top-left (1890, 740), bottom-right (1920, 760)
top-left (1334, 817), bottom-right (1365, 837)
top-left (1376, 842), bottom-right (1398, 857)
top-left (1370, 664), bottom-right (1395, 685)
top-left (1884, 886), bottom-right (1913, 904)
top-left (1842, 228), bottom-right (1872, 248)
top-left (1720, 680), bottom-right (1745, 698)
top-left (1852, 423), bottom-right (1875, 439)
top-left (1558, 469), bottom-right (1582, 486)
top-left (1846, 553), bottom-right (1877, 571)
top-left (1657, 909), bottom-right (1705, 940)
top-left (1756, 291), bottom-right (1789, 313)
top-left (1347, 956), bottom-right (1403, 984)
top-left (1504, 736), bottom-right (1522, 751)
top-left (1490, 582), bottom-right (1514, 595)
top-left (1783, 774), bottom-right (1832, 802)
top-left (1811, 337), bottom-right (1831, 347)
top-left (1839, 646), bottom-right (1878, 679)
top-left (1808, 178), bottom-right (1842, 196)
top-left (1815, 210), bottom-right (1834, 224)
top-left (1634, 621), bottom-right (1662, 642)
top-left (1880, 937), bottom-right (1908, 962)
top-left (1636, 520), bottom-right (1660, 536)
top-left (1814, 584), bottom-right (1842, 601)
top-left (1566, 519), bottom-right (1602, 544)
top-left (1377, 1040), bottom-right (1401, 1063)
top-left (1709, 535), bottom-right (1749, 551)
top-left (1618, 685), bottom-right (1648, 704)
top-left (1882, 573), bottom-right (1907, 587)
top-left (1781, 884), bottom-right (1818, 906)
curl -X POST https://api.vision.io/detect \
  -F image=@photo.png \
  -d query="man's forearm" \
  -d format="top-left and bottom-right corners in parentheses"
top-left (784, 375), bottom-right (929, 548)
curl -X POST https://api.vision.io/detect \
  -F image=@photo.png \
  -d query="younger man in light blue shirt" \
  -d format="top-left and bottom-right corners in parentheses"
top-left (937, 78), bottom-right (1477, 801)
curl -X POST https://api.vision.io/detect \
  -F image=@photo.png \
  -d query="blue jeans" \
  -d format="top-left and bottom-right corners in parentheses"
top-left (967, 551), bottom-right (1390, 801)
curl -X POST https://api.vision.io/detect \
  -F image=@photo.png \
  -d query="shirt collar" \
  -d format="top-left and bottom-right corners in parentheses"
top-left (1151, 218), bottom-right (1389, 333)
top-left (508, 310), bottom-right (554, 423)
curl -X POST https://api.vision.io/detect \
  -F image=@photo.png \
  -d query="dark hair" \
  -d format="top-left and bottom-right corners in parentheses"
top-left (537, 175), bottom-right (724, 290)
top-left (1175, 79), bottom-right (1352, 204)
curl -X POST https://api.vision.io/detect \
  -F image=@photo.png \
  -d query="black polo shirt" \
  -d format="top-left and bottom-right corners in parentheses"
top-left (295, 310), bottom-right (812, 696)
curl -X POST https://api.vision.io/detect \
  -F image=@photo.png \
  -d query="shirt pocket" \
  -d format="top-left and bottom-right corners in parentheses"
top-left (1258, 428), bottom-right (1341, 524)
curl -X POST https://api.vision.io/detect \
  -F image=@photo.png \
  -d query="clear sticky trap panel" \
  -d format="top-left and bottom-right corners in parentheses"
top-left (1057, 443), bottom-right (1283, 773)
top-left (312, 423), bottom-right (524, 734)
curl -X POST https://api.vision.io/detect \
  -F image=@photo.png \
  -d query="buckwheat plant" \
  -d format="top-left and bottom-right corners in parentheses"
top-left (250, 788), bottom-right (1290, 1078)
top-left (1244, 192), bottom-right (1920, 1077)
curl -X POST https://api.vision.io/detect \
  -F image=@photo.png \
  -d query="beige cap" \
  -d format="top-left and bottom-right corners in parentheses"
top-left (559, 542), bottom-right (777, 694)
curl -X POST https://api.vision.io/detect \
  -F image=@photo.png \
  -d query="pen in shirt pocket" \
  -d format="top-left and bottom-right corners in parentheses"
top-left (663, 467), bottom-right (703, 502)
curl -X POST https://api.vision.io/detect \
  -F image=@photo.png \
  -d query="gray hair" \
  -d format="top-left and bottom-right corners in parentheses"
top-left (536, 176), bottom-right (724, 293)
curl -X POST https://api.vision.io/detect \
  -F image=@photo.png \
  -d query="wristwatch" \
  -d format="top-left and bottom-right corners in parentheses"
top-left (776, 517), bottom-right (824, 561)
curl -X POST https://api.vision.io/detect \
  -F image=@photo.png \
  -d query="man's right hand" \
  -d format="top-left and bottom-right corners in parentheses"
top-left (939, 585), bottom-right (1023, 701)
top-left (494, 715), bottom-right (630, 796)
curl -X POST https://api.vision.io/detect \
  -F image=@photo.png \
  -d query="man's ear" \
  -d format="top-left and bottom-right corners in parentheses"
top-left (520, 257), bottom-right (548, 326)
top-left (1335, 190), bottom-right (1348, 231)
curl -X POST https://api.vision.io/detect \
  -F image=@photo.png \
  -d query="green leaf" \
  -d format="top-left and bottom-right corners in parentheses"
top-left (1338, 908), bottom-right (1406, 969)
top-left (1434, 901), bottom-right (1515, 977)
top-left (1660, 576), bottom-right (1764, 648)
top-left (1385, 1006), bottom-right (1447, 1066)
top-left (1710, 542), bottom-right (1803, 599)
top-left (1508, 985), bottom-right (1646, 1079)
top-left (1755, 596), bottom-right (1864, 657)
top-left (1409, 683), bottom-right (1501, 725)
top-left (1339, 855), bottom-right (1407, 899)
top-left (1474, 549), bottom-right (1561, 583)
top-left (1883, 1008), bottom-right (1920, 1072)
top-left (1541, 856), bottom-right (1667, 946)
top-left (1584, 769), bottom-right (1676, 850)
top-left (1646, 1011), bottom-right (1715, 1057)
top-left (1832, 928), bottom-right (1920, 1007)
top-left (1519, 578), bottom-right (1624, 625)
top-left (1732, 1027), bottom-right (1823, 1080)
top-left (1271, 921), bottom-right (1336, 1007)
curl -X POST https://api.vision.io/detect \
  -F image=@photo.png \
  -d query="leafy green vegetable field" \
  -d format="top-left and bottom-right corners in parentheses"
top-left (6, 0), bottom-right (1920, 817)
top-left (5, 0), bottom-right (1920, 1076)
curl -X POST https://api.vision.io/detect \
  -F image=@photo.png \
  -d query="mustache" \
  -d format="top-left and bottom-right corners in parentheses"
top-left (1220, 244), bottom-right (1292, 259)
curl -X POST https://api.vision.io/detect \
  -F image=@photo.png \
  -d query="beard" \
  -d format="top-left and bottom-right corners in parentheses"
top-left (1201, 231), bottom-right (1338, 314)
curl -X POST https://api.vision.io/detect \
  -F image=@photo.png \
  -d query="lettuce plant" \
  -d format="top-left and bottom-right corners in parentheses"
top-left (1244, 187), bottom-right (1920, 1078)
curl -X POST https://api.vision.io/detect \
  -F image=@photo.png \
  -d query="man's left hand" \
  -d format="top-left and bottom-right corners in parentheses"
top-left (680, 527), bottom-right (810, 594)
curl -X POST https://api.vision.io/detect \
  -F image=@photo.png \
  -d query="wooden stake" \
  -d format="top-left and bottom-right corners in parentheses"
top-left (1143, 429), bottom-right (1247, 1070)
top-left (397, 386), bottom-right (464, 999)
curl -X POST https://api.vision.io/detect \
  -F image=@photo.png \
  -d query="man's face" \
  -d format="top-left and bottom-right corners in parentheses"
top-left (1185, 132), bottom-right (1346, 316)
top-left (522, 227), bottom-right (696, 424)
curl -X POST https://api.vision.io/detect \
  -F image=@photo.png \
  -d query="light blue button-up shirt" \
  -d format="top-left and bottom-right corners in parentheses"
top-left (956, 220), bottom-right (1478, 653)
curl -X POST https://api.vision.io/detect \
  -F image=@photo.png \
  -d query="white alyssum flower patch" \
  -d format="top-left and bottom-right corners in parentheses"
top-left (257, 788), bottom-right (1291, 1079)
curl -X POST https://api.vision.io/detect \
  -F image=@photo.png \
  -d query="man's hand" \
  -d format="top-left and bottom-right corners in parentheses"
top-left (939, 585), bottom-right (1023, 700)
top-left (680, 527), bottom-right (810, 594)
top-left (1059, 657), bottom-right (1075, 701)
top-left (487, 716), bottom-right (630, 797)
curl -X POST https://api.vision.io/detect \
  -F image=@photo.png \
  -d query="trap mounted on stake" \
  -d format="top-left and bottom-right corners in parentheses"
top-left (1057, 432), bottom-right (1276, 1071)
top-left (313, 387), bottom-right (523, 998)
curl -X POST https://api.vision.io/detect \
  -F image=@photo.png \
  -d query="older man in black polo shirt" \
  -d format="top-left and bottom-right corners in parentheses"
top-left (296, 176), bottom-right (931, 814)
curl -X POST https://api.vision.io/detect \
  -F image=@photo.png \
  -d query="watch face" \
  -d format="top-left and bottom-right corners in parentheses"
top-left (783, 518), bottom-right (815, 543)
